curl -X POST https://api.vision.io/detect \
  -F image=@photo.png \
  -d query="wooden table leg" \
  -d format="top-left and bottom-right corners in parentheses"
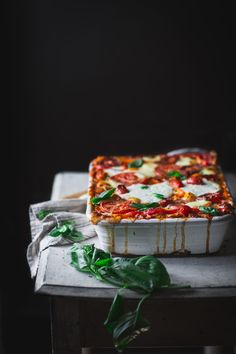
top-left (51, 297), bottom-right (82, 354)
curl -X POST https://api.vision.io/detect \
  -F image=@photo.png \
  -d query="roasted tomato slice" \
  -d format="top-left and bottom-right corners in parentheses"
top-left (96, 157), bottom-right (121, 168)
top-left (99, 199), bottom-right (135, 215)
top-left (177, 205), bottom-right (194, 217)
top-left (204, 192), bottom-right (222, 203)
top-left (145, 207), bottom-right (179, 216)
top-left (111, 172), bottom-right (139, 186)
top-left (187, 174), bottom-right (203, 185)
top-left (169, 177), bottom-right (184, 188)
top-left (116, 184), bottom-right (129, 194)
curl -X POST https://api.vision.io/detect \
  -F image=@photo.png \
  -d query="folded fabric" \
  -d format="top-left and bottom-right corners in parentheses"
top-left (27, 198), bottom-right (96, 278)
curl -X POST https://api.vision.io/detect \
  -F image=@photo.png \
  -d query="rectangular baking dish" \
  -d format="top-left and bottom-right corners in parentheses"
top-left (86, 148), bottom-right (234, 255)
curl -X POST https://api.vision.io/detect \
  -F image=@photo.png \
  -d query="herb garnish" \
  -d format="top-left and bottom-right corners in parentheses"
top-left (131, 202), bottom-right (159, 211)
top-left (128, 159), bottom-right (143, 168)
top-left (36, 210), bottom-right (52, 220)
top-left (167, 171), bottom-right (186, 180)
top-left (199, 206), bottom-right (220, 216)
top-left (70, 244), bottom-right (184, 351)
top-left (49, 220), bottom-right (84, 241)
top-left (92, 188), bottom-right (115, 205)
top-left (140, 185), bottom-right (149, 189)
top-left (153, 193), bottom-right (165, 199)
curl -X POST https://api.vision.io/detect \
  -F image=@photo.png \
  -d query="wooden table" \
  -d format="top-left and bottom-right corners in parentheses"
top-left (35, 172), bottom-right (236, 354)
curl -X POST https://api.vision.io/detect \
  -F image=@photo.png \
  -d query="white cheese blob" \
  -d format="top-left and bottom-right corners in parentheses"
top-left (200, 168), bottom-right (215, 175)
top-left (182, 178), bottom-right (220, 197)
top-left (105, 167), bottom-right (125, 176)
top-left (176, 156), bottom-right (194, 166)
top-left (120, 182), bottom-right (173, 204)
top-left (143, 155), bottom-right (161, 163)
top-left (186, 200), bottom-right (209, 208)
top-left (138, 162), bottom-right (156, 177)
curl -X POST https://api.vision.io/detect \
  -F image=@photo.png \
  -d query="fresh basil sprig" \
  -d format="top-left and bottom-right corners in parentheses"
top-left (104, 292), bottom-right (150, 352)
top-left (36, 210), bottom-right (52, 220)
top-left (131, 202), bottom-right (159, 211)
top-left (128, 159), bottom-right (143, 168)
top-left (70, 244), bottom-right (185, 352)
top-left (153, 193), bottom-right (165, 199)
top-left (167, 171), bottom-right (186, 180)
top-left (91, 188), bottom-right (115, 205)
top-left (199, 206), bottom-right (220, 216)
top-left (49, 220), bottom-right (84, 241)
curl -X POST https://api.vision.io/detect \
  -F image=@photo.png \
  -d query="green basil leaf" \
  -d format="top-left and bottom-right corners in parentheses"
top-left (140, 186), bottom-right (149, 189)
top-left (104, 292), bottom-right (125, 333)
top-left (64, 230), bottom-right (84, 242)
top-left (131, 202), bottom-right (159, 211)
top-left (167, 171), bottom-right (186, 179)
top-left (109, 295), bottom-right (150, 352)
top-left (69, 244), bottom-right (189, 352)
top-left (153, 193), bottom-right (165, 200)
top-left (91, 188), bottom-right (115, 205)
top-left (36, 210), bottom-right (51, 220)
top-left (199, 206), bottom-right (220, 216)
top-left (95, 258), bottom-right (113, 267)
top-left (134, 255), bottom-right (170, 287)
top-left (128, 159), bottom-right (143, 168)
top-left (49, 220), bottom-right (84, 242)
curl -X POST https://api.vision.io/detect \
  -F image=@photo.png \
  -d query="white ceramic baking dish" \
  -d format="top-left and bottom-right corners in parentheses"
top-left (86, 148), bottom-right (234, 255)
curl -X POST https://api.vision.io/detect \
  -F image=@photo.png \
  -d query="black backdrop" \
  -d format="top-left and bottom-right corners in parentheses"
top-left (4, 1), bottom-right (236, 353)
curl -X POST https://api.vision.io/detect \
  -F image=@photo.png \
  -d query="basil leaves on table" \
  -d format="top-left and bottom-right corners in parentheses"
top-left (70, 244), bottom-right (187, 352)
top-left (131, 202), bottom-right (159, 211)
top-left (128, 159), bottom-right (143, 168)
top-left (91, 188), bottom-right (115, 205)
top-left (199, 206), bottom-right (220, 216)
top-left (49, 220), bottom-right (84, 242)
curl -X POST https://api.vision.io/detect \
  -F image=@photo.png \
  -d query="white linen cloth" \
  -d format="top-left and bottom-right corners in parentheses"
top-left (27, 198), bottom-right (96, 278)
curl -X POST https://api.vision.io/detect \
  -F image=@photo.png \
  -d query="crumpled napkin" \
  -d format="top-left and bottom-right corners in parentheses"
top-left (27, 198), bottom-right (96, 278)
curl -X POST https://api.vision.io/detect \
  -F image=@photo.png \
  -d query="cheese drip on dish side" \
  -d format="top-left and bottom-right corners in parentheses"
top-left (118, 182), bottom-right (173, 204)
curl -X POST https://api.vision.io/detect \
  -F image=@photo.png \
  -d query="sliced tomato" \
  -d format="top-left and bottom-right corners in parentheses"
top-left (187, 174), bottom-right (203, 185)
top-left (116, 184), bottom-right (129, 194)
top-left (96, 157), bottom-right (121, 168)
top-left (204, 192), bottom-right (222, 203)
top-left (99, 199), bottom-right (135, 215)
top-left (111, 172), bottom-right (139, 186)
top-left (177, 205), bottom-right (194, 217)
top-left (145, 207), bottom-right (179, 216)
top-left (169, 177), bottom-right (184, 188)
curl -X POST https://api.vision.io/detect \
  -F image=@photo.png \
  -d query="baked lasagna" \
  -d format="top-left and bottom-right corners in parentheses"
top-left (88, 151), bottom-right (234, 223)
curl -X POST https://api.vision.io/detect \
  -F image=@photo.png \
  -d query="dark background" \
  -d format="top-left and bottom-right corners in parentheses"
top-left (4, 1), bottom-right (236, 353)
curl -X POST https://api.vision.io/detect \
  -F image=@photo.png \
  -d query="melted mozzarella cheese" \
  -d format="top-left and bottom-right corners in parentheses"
top-left (143, 155), bottom-right (161, 163)
top-left (182, 178), bottom-right (220, 197)
top-left (176, 156), bottom-right (194, 166)
top-left (105, 167), bottom-right (125, 176)
top-left (138, 162), bottom-right (156, 177)
top-left (186, 200), bottom-right (209, 208)
top-left (200, 168), bottom-right (215, 175)
top-left (120, 182), bottom-right (173, 203)
top-left (107, 178), bottom-right (120, 188)
top-left (105, 167), bottom-right (144, 179)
